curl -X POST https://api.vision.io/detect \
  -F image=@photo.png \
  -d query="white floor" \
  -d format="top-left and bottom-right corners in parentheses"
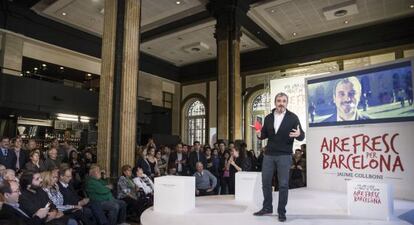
top-left (141, 188), bottom-right (414, 225)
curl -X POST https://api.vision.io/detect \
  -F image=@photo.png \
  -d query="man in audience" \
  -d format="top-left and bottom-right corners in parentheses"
top-left (0, 137), bottom-right (16, 170)
top-left (194, 162), bottom-right (217, 196)
top-left (168, 143), bottom-right (188, 175)
top-left (0, 180), bottom-right (49, 225)
top-left (85, 165), bottom-right (129, 225)
top-left (188, 141), bottom-right (207, 175)
top-left (12, 137), bottom-right (28, 171)
top-left (19, 171), bottom-right (71, 225)
top-left (45, 148), bottom-right (61, 170)
top-left (58, 166), bottom-right (105, 225)
top-left (25, 139), bottom-right (37, 152)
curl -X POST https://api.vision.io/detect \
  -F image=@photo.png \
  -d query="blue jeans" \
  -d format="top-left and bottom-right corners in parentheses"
top-left (100, 199), bottom-right (127, 225)
top-left (261, 154), bottom-right (292, 215)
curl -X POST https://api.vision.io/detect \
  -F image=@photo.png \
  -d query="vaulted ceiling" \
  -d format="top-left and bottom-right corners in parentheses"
top-left (5, 0), bottom-right (414, 82)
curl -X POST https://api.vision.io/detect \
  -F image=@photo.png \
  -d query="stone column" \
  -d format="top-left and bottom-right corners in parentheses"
top-left (210, 0), bottom-right (246, 141)
top-left (0, 33), bottom-right (23, 76)
top-left (97, 0), bottom-right (140, 176)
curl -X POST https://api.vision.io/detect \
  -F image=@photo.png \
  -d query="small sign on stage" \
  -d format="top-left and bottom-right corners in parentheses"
top-left (347, 180), bottom-right (394, 220)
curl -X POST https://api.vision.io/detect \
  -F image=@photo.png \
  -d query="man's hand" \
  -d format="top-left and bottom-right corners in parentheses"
top-left (34, 208), bottom-right (49, 219)
top-left (78, 198), bottom-right (89, 207)
top-left (46, 211), bottom-right (57, 222)
top-left (289, 125), bottom-right (301, 138)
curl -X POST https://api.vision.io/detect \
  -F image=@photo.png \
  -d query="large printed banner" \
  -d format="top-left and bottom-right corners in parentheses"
top-left (270, 76), bottom-right (307, 150)
top-left (306, 58), bottom-right (414, 200)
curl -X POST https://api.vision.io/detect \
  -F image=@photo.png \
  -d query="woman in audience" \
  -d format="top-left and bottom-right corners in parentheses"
top-left (24, 150), bottom-right (46, 173)
top-left (220, 150), bottom-right (231, 195)
top-left (117, 165), bottom-right (146, 222)
top-left (68, 151), bottom-right (84, 189)
top-left (133, 167), bottom-right (154, 205)
top-left (82, 151), bottom-right (95, 174)
top-left (41, 170), bottom-right (93, 225)
top-left (155, 150), bottom-right (167, 176)
top-left (228, 146), bottom-right (251, 194)
top-left (146, 147), bottom-right (159, 179)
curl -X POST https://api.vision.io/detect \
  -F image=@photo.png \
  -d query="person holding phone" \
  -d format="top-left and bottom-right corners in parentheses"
top-left (253, 92), bottom-right (305, 222)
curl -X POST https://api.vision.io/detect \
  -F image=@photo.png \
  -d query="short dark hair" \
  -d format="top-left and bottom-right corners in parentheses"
top-left (20, 171), bottom-right (37, 189)
top-left (193, 141), bottom-right (200, 145)
top-left (0, 136), bottom-right (9, 141)
top-left (59, 165), bottom-right (72, 177)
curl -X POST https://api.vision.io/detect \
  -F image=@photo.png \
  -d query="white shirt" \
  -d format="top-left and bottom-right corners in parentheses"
top-left (133, 175), bottom-right (154, 195)
top-left (274, 110), bottom-right (286, 134)
top-left (336, 113), bottom-right (356, 122)
top-left (59, 181), bottom-right (69, 188)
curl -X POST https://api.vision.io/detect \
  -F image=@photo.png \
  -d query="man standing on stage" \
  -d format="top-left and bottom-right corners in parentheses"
top-left (253, 92), bottom-right (305, 222)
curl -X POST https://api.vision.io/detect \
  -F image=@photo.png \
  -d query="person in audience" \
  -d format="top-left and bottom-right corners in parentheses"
top-left (82, 151), bottom-right (95, 174)
top-left (0, 180), bottom-right (49, 225)
top-left (135, 147), bottom-right (152, 178)
top-left (85, 165), bottom-right (129, 225)
top-left (247, 150), bottom-right (259, 171)
top-left (25, 150), bottom-right (47, 173)
top-left (146, 147), bottom-right (159, 179)
top-left (25, 139), bottom-right (38, 152)
top-left (188, 141), bottom-right (207, 175)
top-left (194, 162), bottom-right (217, 196)
top-left (19, 171), bottom-right (73, 225)
top-left (218, 142), bottom-right (226, 157)
top-left (117, 165), bottom-right (147, 222)
top-left (3, 169), bottom-right (18, 183)
top-left (228, 147), bottom-right (251, 194)
top-left (45, 148), bottom-right (62, 171)
top-left (220, 151), bottom-right (231, 195)
top-left (68, 151), bottom-right (84, 188)
top-left (155, 150), bottom-right (167, 176)
top-left (0, 137), bottom-right (16, 170)
top-left (145, 138), bottom-right (156, 150)
top-left (11, 137), bottom-right (28, 171)
top-left (289, 149), bottom-right (305, 188)
top-left (132, 167), bottom-right (154, 199)
top-left (160, 146), bottom-right (170, 167)
top-left (210, 148), bottom-right (221, 194)
top-left (0, 164), bottom-right (6, 182)
top-left (168, 143), bottom-right (188, 176)
top-left (205, 147), bottom-right (213, 172)
top-left (41, 170), bottom-right (93, 224)
top-left (58, 166), bottom-right (107, 225)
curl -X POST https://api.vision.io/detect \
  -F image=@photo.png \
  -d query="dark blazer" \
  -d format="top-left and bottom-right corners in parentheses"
top-left (322, 111), bottom-right (370, 122)
top-left (0, 148), bottom-right (17, 170)
top-left (136, 157), bottom-right (152, 177)
top-left (25, 160), bottom-right (47, 173)
top-left (13, 149), bottom-right (29, 170)
top-left (188, 151), bottom-right (207, 174)
top-left (0, 203), bottom-right (43, 225)
top-left (19, 187), bottom-right (58, 219)
top-left (168, 152), bottom-right (188, 173)
top-left (259, 109), bottom-right (305, 156)
top-left (57, 182), bottom-right (81, 206)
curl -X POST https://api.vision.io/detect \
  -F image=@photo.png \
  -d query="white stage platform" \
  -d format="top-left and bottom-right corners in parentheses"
top-left (141, 188), bottom-right (414, 225)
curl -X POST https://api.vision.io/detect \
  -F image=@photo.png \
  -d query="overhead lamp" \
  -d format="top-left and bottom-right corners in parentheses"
top-left (298, 60), bottom-right (322, 66)
top-left (60, 66), bottom-right (64, 70)
top-left (62, 12), bottom-right (67, 16)
top-left (176, 1), bottom-right (181, 5)
top-left (42, 64), bottom-right (47, 67)
top-left (80, 119), bottom-right (90, 123)
top-left (87, 73), bottom-right (92, 77)
top-left (292, 32), bottom-right (297, 36)
top-left (56, 113), bottom-right (78, 119)
top-left (57, 116), bottom-right (78, 122)
top-left (344, 20), bottom-right (349, 24)
top-left (410, 4), bottom-right (414, 9)
top-left (34, 67), bottom-right (38, 71)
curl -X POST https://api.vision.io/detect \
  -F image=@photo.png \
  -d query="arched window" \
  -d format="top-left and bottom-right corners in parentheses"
top-left (251, 92), bottom-right (269, 152)
top-left (186, 100), bottom-right (206, 145)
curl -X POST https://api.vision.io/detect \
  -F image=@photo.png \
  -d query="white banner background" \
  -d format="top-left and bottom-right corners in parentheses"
top-left (307, 122), bottom-right (414, 200)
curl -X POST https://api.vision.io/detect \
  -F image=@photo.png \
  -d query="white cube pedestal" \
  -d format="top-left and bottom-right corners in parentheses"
top-left (347, 180), bottom-right (394, 220)
top-left (154, 176), bottom-right (195, 214)
top-left (235, 172), bottom-right (263, 206)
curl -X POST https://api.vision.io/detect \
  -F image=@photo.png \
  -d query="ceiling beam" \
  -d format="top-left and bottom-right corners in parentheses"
top-left (141, 11), bottom-right (212, 43)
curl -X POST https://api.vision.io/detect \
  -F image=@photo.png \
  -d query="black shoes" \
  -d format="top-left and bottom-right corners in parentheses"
top-left (253, 208), bottom-right (273, 216)
top-left (278, 214), bottom-right (286, 222)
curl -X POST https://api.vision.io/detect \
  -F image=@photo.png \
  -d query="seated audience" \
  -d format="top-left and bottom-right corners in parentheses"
top-left (132, 167), bottom-right (154, 198)
top-left (45, 148), bottom-right (62, 171)
top-left (85, 165), bottom-right (129, 225)
top-left (194, 162), bottom-right (217, 196)
top-left (25, 150), bottom-right (47, 173)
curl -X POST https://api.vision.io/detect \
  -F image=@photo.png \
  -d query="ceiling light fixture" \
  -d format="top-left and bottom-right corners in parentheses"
top-left (87, 73), bottom-right (92, 77)
top-left (410, 4), bottom-right (414, 8)
top-left (42, 64), bottom-right (47, 67)
top-left (26, 71), bottom-right (30, 74)
top-left (292, 32), bottom-right (297, 36)
top-left (62, 12), bottom-right (67, 16)
top-left (34, 67), bottom-right (38, 71)
top-left (334, 9), bottom-right (348, 17)
top-left (344, 20), bottom-right (349, 24)
top-left (176, 1), bottom-right (181, 5)
top-left (270, 9), bottom-right (275, 13)
top-left (60, 66), bottom-right (64, 70)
